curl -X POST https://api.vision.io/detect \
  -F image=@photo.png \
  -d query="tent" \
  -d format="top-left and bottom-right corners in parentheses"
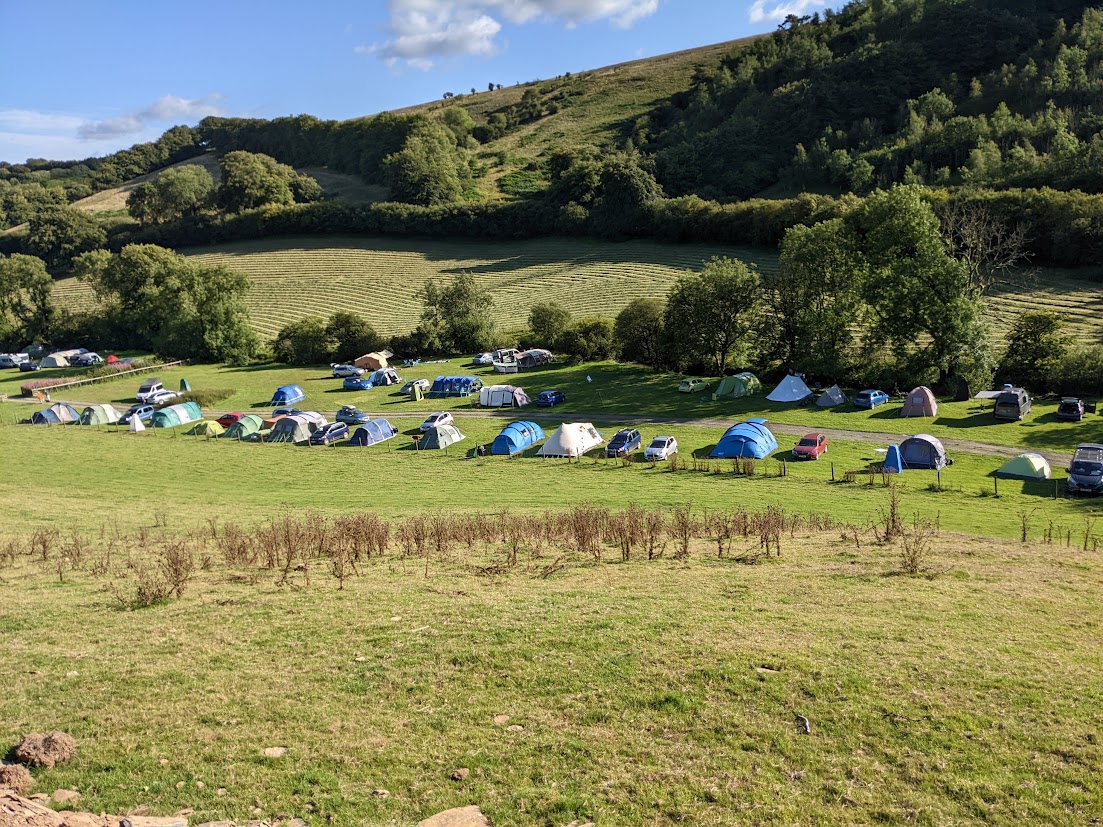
top-left (78, 404), bottom-right (120, 426)
top-left (899, 434), bottom-right (949, 470)
top-left (816, 384), bottom-right (847, 407)
top-left (766, 374), bottom-right (814, 403)
top-left (223, 414), bottom-right (264, 439)
top-left (491, 421), bottom-right (546, 456)
top-left (884, 444), bottom-right (903, 474)
top-left (428, 376), bottom-right (483, 398)
top-left (537, 423), bottom-right (604, 458)
top-left (39, 353), bottom-right (71, 368)
top-left (517, 349), bottom-right (553, 369)
top-left (30, 403), bottom-right (80, 425)
top-left (996, 453), bottom-right (1051, 480)
top-left (268, 414), bottom-right (315, 444)
top-left (368, 367), bottom-right (401, 387)
top-left (262, 414), bottom-right (287, 430)
top-left (353, 350), bottom-right (392, 370)
top-left (180, 378), bottom-right (192, 393)
top-left (479, 384), bottom-right (531, 408)
top-left (152, 401), bottom-right (202, 428)
top-left (129, 416), bottom-right (146, 433)
top-left (901, 386), bottom-right (938, 417)
top-left (269, 384), bottom-right (305, 406)
top-left (709, 418), bottom-right (778, 459)
top-left (411, 384), bottom-right (424, 401)
top-left (419, 423), bottom-right (466, 450)
top-left (713, 372), bottom-right (762, 400)
top-left (186, 420), bottom-right (225, 437)
top-left (106, 354), bottom-right (119, 364)
top-left (349, 419), bottom-right (398, 447)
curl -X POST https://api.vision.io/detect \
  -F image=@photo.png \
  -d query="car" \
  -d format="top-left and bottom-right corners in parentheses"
top-left (1056, 397), bottom-right (1086, 422)
top-left (678, 378), bottom-right (710, 394)
top-left (853, 389), bottom-right (890, 409)
top-left (993, 387), bottom-right (1032, 421)
top-left (309, 422), bottom-right (351, 445)
top-left (343, 376), bottom-right (374, 391)
top-left (644, 435), bottom-right (678, 461)
top-left (472, 352), bottom-right (494, 366)
top-left (331, 364), bottom-right (364, 378)
top-left (18, 360), bottom-right (41, 372)
top-left (119, 404), bottom-right (155, 425)
top-left (1068, 443), bottom-right (1103, 495)
top-left (73, 352), bottom-right (104, 367)
top-left (136, 379), bottom-right (166, 402)
top-left (420, 411), bottom-right (454, 431)
top-left (400, 378), bottom-right (431, 395)
top-left (335, 405), bottom-right (371, 425)
top-left (605, 428), bottom-right (642, 457)
top-left (536, 389), bottom-right (566, 407)
top-left (791, 432), bottom-right (829, 460)
top-left (146, 389), bottom-right (179, 405)
top-left (216, 412), bottom-right (245, 428)
top-left (273, 406), bottom-right (304, 417)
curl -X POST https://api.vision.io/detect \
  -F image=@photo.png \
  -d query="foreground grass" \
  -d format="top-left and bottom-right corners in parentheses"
top-left (1, 531), bottom-right (1101, 826)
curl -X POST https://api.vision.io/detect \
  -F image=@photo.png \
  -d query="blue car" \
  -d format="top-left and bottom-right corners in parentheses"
top-left (854, 389), bottom-right (890, 409)
top-left (119, 404), bottom-right (155, 425)
top-left (309, 422), bottom-right (350, 445)
top-left (343, 376), bottom-right (374, 391)
top-left (335, 405), bottom-right (371, 425)
top-left (536, 389), bottom-right (566, 407)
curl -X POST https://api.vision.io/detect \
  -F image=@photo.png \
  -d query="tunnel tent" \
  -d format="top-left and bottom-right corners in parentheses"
top-left (491, 421), bottom-right (546, 456)
top-left (708, 418), bottom-right (778, 459)
top-left (537, 423), bottom-right (604, 458)
top-left (268, 415), bottom-right (314, 444)
top-left (713, 372), bottom-right (762, 400)
top-left (349, 419), bottom-right (399, 447)
top-left (479, 384), bottom-right (531, 408)
top-left (223, 414), bottom-right (264, 439)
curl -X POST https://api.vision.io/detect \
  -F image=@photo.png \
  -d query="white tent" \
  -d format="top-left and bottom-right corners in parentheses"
top-left (537, 422), bottom-right (604, 458)
top-left (767, 374), bottom-right (814, 403)
top-left (816, 384), bottom-right (847, 407)
top-left (479, 384), bottom-right (531, 407)
top-left (129, 417), bottom-right (146, 433)
top-left (39, 354), bottom-right (71, 368)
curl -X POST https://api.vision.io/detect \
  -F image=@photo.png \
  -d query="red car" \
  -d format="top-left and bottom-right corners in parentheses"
top-left (216, 411), bottom-right (245, 428)
top-left (792, 432), bottom-right (828, 460)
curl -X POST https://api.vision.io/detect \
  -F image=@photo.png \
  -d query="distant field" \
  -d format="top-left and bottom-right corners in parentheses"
top-left (50, 236), bottom-right (1103, 345)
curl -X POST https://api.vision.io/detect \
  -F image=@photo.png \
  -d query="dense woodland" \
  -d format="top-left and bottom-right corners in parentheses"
top-left (2, 0), bottom-right (1103, 390)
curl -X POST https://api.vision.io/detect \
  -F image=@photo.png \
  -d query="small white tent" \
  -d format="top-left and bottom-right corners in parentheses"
top-left (816, 384), bottom-right (847, 407)
top-left (537, 423), bottom-right (604, 458)
top-left (479, 384), bottom-right (531, 407)
top-left (767, 374), bottom-right (814, 403)
top-left (129, 416), bottom-right (146, 433)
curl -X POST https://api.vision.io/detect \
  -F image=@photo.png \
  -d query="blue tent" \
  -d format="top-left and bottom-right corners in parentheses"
top-left (899, 434), bottom-right (949, 470)
top-left (348, 419), bottom-right (398, 447)
top-left (491, 421), bottom-right (546, 456)
top-left (30, 403), bottom-right (80, 425)
top-left (270, 384), bottom-right (305, 406)
top-left (709, 418), bottom-right (778, 459)
top-left (884, 444), bottom-right (903, 474)
top-left (428, 375), bottom-right (483, 398)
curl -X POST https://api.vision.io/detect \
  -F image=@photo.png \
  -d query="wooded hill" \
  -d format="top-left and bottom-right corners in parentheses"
top-left (3, 0), bottom-right (1103, 268)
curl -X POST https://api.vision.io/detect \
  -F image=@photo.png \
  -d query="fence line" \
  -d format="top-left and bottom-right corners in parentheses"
top-left (19, 360), bottom-right (187, 397)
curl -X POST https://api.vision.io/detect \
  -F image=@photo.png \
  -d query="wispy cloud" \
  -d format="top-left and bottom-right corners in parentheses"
top-left (749, 0), bottom-right (832, 24)
top-left (360, 0), bottom-right (660, 70)
top-left (78, 93), bottom-right (224, 140)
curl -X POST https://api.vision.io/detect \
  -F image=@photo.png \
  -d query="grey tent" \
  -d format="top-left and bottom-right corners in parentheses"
top-left (899, 434), bottom-right (950, 470)
top-left (419, 423), bottom-right (466, 450)
top-left (816, 384), bottom-right (847, 407)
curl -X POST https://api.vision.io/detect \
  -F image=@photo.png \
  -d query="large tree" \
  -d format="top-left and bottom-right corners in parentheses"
top-left (25, 206), bottom-right (106, 271)
top-left (0, 253), bottom-right (56, 349)
top-left (997, 310), bottom-right (1067, 392)
top-left (527, 301), bottom-right (572, 348)
top-left (127, 164), bottom-right (215, 225)
top-left (415, 272), bottom-right (495, 354)
top-left (663, 257), bottom-right (762, 374)
top-left (613, 298), bottom-right (665, 367)
top-left (217, 151), bottom-right (321, 213)
top-left (383, 121), bottom-right (467, 206)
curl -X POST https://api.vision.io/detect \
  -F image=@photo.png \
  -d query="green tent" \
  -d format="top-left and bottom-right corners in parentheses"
top-left (713, 372), bottom-right (762, 400)
top-left (411, 384), bottom-right (424, 401)
top-left (180, 378), bottom-right (192, 393)
top-left (995, 453), bottom-right (1051, 480)
top-left (186, 420), bottom-right (225, 437)
top-left (420, 423), bottom-right (465, 450)
top-left (79, 403), bottom-right (121, 426)
top-left (223, 414), bottom-right (264, 439)
top-left (152, 407), bottom-right (182, 428)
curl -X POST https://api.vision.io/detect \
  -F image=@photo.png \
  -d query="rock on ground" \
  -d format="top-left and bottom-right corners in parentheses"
top-left (13, 733), bottom-right (77, 770)
top-left (0, 764), bottom-right (34, 796)
top-left (416, 806), bottom-right (490, 827)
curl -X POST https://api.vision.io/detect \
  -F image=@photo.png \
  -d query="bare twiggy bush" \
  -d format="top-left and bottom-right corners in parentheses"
top-left (670, 504), bottom-right (694, 560)
top-left (153, 510), bottom-right (168, 528)
top-left (502, 514), bottom-right (527, 567)
top-left (644, 510), bottom-right (667, 560)
top-left (704, 510), bottom-right (735, 558)
top-left (31, 528), bottom-right (60, 561)
top-left (751, 506), bottom-right (784, 558)
top-left (877, 485), bottom-right (905, 542)
top-left (160, 541), bottom-right (195, 598)
top-left (62, 531), bottom-right (88, 570)
top-left (428, 511), bottom-right (454, 559)
top-left (900, 522), bottom-right (937, 575)
top-left (609, 502), bottom-right (646, 562)
top-left (667, 453), bottom-right (684, 472)
top-left (567, 503), bottom-right (608, 561)
top-left (218, 522), bottom-right (257, 566)
top-left (136, 524), bottom-right (150, 549)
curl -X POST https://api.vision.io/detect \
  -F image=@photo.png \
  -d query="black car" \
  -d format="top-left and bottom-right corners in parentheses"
top-left (605, 428), bottom-right (642, 457)
top-left (309, 422), bottom-right (350, 445)
top-left (18, 361), bottom-right (40, 372)
top-left (1056, 397), bottom-right (1086, 422)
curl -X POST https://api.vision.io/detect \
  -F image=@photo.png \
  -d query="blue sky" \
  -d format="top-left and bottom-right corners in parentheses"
top-left (0, 0), bottom-right (835, 165)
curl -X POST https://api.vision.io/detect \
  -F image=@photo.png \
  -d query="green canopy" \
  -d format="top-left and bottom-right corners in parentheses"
top-left (713, 372), bottom-right (762, 400)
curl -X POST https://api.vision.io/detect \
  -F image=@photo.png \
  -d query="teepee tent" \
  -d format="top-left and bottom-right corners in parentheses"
top-left (901, 386), bottom-right (938, 417)
top-left (537, 423), bottom-right (604, 458)
top-left (420, 423), bottom-right (466, 450)
top-left (996, 453), bottom-right (1051, 480)
top-left (713, 372), bottom-right (762, 400)
top-left (816, 384), bottom-right (847, 407)
top-left (129, 416), bottom-right (146, 433)
top-left (766, 374), bottom-right (814, 403)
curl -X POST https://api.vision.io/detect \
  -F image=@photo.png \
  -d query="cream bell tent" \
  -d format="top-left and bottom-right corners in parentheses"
top-left (537, 423), bottom-right (604, 458)
top-left (901, 386), bottom-right (938, 417)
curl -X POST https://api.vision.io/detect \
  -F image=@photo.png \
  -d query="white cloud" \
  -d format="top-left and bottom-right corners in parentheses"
top-left (361, 0), bottom-right (660, 69)
top-left (749, 0), bottom-right (832, 24)
top-left (78, 93), bottom-right (224, 140)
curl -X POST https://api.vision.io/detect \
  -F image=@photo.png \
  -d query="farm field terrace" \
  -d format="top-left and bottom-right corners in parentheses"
top-left (8, 358), bottom-right (1103, 457)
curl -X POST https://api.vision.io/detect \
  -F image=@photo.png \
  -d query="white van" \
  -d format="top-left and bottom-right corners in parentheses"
top-left (136, 378), bottom-right (166, 402)
top-left (0, 353), bottom-right (29, 368)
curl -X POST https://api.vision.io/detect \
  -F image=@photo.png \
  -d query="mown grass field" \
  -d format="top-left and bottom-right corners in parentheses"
top-left (50, 237), bottom-right (1103, 348)
top-left (1, 516), bottom-right (1101, 826)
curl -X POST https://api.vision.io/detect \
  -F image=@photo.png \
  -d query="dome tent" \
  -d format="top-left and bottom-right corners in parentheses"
top-left (349, 419), bottom-right (398, 447)
top-left (899, 434), bottom-right (950, 470)
top-left (186, 420), bottom-right (225, 437)
top-left (996, 453), bottom-right (1051, 480)
top-left (78, 404), bottom-right (121, 426)
top-left (709, 418), bottom-right (778, 459)
top-left (901, 386), bottom-right (938, 417)
top-left (420, 423), bottom-right (466, 450)
top-left (713, 372), bottom-right (762, 400)
top-left (269, 385), bottom-right (305, 406)
top-left (223, 414), bottom-right (264, 439)
top-left (31, 403), bottom-right (80, 425)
